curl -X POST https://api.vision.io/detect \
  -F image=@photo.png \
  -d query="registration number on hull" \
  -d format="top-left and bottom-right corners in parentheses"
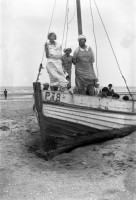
top-left (45, 91), bottom-right (61, 102)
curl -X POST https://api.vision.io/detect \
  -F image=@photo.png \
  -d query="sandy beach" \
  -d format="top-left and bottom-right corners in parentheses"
top-left (0, 97), bottom-right (136, 200)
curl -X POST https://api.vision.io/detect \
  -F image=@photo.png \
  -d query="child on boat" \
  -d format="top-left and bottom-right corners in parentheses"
top-left (108, 84), bottom-right (120, 98)
top-left (101, 84), bottom-right (120, 98)
top-left (62, 48), bottom-right (73, 88)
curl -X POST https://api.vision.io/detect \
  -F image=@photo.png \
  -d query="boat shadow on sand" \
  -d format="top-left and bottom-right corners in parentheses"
top-left (28, 126), bottom-right (136, 160)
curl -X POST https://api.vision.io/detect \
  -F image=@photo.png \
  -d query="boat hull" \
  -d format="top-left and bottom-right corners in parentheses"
top-left (33, 82), bottom-right (136, 156)
top-left (42, 103), bottom-right (136, 130)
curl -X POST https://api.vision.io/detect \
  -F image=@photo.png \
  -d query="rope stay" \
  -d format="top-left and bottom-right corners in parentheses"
top-left (61, 0), bottom-right (69, 47)
top-left (89, 0), bottom-right (99, 78)
top-left (36, 0), bottom-right (57, 82)
top-left (62, 0), bottom-right (76, 48)
top-left (65, 0), bottom-right (69, 48)
top-left (68, 4), bottom-right (76, 25)
top-left (46, 0), bottom-right (57, 37)
top-left (93, 0), bottom-right (133, 99)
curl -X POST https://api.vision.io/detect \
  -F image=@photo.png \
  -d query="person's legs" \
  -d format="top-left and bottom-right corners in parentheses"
top-left (75, 76), bottom-right (85, 95)
top-left (50, 86), bottom-right (54, 91)
top-left (68, 72), bottom-right (71, 88)
top-left (87, 84), bottom-right (95, 96)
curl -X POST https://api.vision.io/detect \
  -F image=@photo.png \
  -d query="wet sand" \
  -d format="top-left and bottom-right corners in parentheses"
top-left (0, 98), bottom-right (136, 200)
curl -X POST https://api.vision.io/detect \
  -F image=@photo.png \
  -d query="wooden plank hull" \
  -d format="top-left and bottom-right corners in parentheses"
top-left (33, 82), bottom-right (136, 157)
top-left (43, 103), bottom-right (136, 130)
top-left (37, 113), bottom-right (136, 157)
top-left (42, 89), bottom-right (136, 130)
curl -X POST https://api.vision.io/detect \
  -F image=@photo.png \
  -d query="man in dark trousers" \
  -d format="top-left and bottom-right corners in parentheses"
top-left (4, 89), bottom-right (7, 99)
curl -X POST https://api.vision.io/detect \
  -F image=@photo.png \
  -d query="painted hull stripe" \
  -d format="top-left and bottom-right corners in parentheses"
top-left (44, 104), bottom-right (136, 122)
top-left (43, 107), bottom-right (131, 129)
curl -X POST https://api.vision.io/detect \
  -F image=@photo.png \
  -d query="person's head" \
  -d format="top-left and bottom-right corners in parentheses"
top-left (43, 83), bottom-right (49, 90)
top-left (78, 35), bottom-right (86, 47)
top-left (63, 48), bottom-right (72, 56)
top-left (123, 95), bottom-right (129, 101)
top-left (48, 32), bottom-right (57, 43)
top-left (102, 87), bottom-right (109, 96)
top-left (108, 84), bottom-right (112, 89)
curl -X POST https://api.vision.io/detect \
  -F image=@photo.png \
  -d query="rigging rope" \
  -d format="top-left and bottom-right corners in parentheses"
top-left (47, 0), bottom-right (57, 37)
top-left (68, 6), bottom-right (75, 25)
top-left (93, 0), bottom-right (133, 99)
top-left (36, 0), bottom-right (57, 82)
top-left (65, 0), bottom-right (69, 48)
top-left (61, 0), bottom-right (69, 47)
top-left (63, 0), bottom-right (75, 48)
top-left (89, 0), bottom-right (99, 78)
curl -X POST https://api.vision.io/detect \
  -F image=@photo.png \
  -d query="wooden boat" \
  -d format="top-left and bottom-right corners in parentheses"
top-left (33, 0), bottom-right (136, 157)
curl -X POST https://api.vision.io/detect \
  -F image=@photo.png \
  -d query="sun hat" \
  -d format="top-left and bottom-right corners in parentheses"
top-left (63, 48), bottom-right (72, 53)
top-left (78, 34), bottom-right (86, 41)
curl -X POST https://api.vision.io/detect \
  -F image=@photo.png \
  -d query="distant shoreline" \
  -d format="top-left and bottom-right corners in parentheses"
top-left (0, 93), bottom-right (33, 101)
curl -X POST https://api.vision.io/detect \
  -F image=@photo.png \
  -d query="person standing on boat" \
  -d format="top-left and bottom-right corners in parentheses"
top-left (45, 32), bottom-right (68, 91)
top-left (73, 35), bottom-right (97, 95)
top-left (62, 48), bottom-right (73, 88)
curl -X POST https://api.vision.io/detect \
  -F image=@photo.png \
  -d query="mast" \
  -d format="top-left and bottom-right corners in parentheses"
top-left (76, 0), bottom-right (82, 35)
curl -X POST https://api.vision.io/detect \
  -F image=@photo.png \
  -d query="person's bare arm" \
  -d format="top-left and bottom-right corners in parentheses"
top-left (45, 42), bottom-right (49, 58)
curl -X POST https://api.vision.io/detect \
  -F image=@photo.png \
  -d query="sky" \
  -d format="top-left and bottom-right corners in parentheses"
top-left (0, 0), bottom-right (136, 87)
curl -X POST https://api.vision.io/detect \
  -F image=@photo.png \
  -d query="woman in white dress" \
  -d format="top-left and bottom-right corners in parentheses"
top-left (45, 32), bottom-right (68, 91)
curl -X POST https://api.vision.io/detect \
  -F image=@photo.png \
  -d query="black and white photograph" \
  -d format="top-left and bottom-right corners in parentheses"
top-left (0, 0), bottom-right (136, 199)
